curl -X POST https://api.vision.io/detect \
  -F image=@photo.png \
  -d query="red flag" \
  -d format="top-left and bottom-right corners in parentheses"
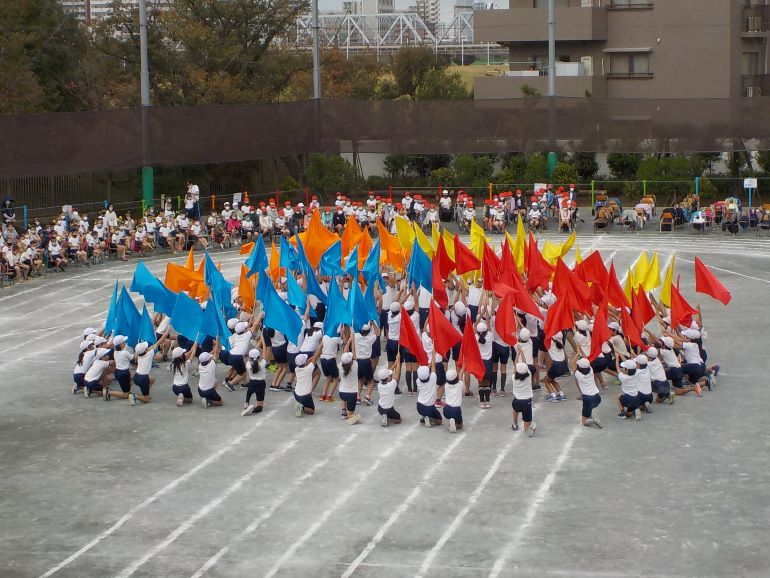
top-left (525, 231), bottom-right (554, 292)
top-left (428, 300), bottom-right (462, 357)
top-left (621, 306), bottom-right (646, 350)
top-left (453, 234), bottom-right (481, 275)
top-left (589, 282), bottom-right (605, 307)
top-left (458, 314), bottom-right (486, 381)
top-left (431, 255), bottom-right (448, 308)
top-left (494, 291), bottom-right (519, 346)
top-left (631, 287), bottom-right (656, 329)
top-left (553, 258), bottom-right (591, 314)
top-left (399, 310), bottom-right (428, 366)
top-left (543, 296), bottom-right (574, 349)
top-left (694, 257), bottom-right (732, 305)
top-left (578, 251), bottom-right (609, 287)
top-left (606, 262), bottom-right (630, 309)
top-left (670, 284), bottom-right (697, 330)
top-left (436, 235), bottom-right (455, 278)
top-left (499, 238), bottom-right (517, 288)
top-left (588, 299), bottom-right (611, 361)
top-left (482, 243), bottom-right (501, 290)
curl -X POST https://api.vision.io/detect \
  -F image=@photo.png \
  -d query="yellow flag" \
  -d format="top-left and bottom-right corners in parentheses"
top-left (542, 240), bottom-right (562, 263)
top-left (574, 244), bottom-right (583, 265)
top-left (394, 216), bottom-right (415, 253)
top-left (441, 228), bottom-right (456, 261)
top-left (624, 267), bottom-right (634, 302)
top-left (512, 217), bottom-right (526, 273)
top-left (632, 251), bottom-right (650, 289)
top-left (659, 254), bottom-right (676, 307)
top-left (469, 220), bottom-right (486, 259)
top-left (643, 252), bottom-right (661, 291)
top-left (560, 231), bottom-right (576, 257)
top-left (431, 223), bottom-right (441, 252)
top-left (413, 223), bottom-right (434, 258)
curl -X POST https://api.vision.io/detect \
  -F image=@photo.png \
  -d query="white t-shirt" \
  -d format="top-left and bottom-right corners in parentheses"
top-left (444, 377), bottom-right (462, 408)
top-left (294, 362), bottom-right (315, 396)
top-left (378, 379), bottom-right (397, 409)
top-left (416, 374), bottom-right (437, 406)
top-left (387, 311), bottom-right (401, 339)
top-left (172, 359), bottom-right (191, 385)
top-left (418, 287), bottom-right (432, 309)
top-left (229, 330), bottom-right (252, 356)
top-left (84, 358), bottom-right (109, 382)
top-left (381, 286), bottom-right (396, 311)
top-left (114, 349), bottom-right (133, 371)
top-left (467, 286), bottom-right (482, 306)
top-left (477, 332), bottom-right (493, 360)
top-left (682, 342), bottom-right (702, 364)
top-left (271, 330), bottom-right (287, 348)
top-left (321, 335), bottom-right (342, 359)
top-left (198, 361), bottom-right (216, 391)
top-left (619, 372), bottom-right (639, 397)
top-left (516, 340), bottom-right (534, 365)
top-left (610, 335), bottom-right (629, 357)
top-left (636, 366), bottom-right (652, 395)
top-left (354, 332), bottom-right (377, 359)
top-left (574, 369), bottom-right (599, 396)
top-left (300, 329), bottom-right (323, 355)
top-left (648, 357), bottom-right (667, 382)
top-left (548, 341), bottom-right (566, 363)
top-left (573, 330), bottom-right (591, 356)
top-left (247, 358), bottom-right (267, 381)
top-left (511, 371), bottom-right (534, 400)
top-left (136, 349), bottom-right (154, 375)
top-left (74, 349), bottom-right (96, 374)
top-left (338, 360), bottom-right (359, 393)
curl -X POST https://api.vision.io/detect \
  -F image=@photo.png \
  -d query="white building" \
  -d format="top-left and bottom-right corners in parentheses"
top-left (60, 1), bottom-right (168, 23)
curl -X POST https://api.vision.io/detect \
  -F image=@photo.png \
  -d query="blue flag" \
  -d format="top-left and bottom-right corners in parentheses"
top-left (170, 291), bottom-right (204, 342)
top-left (406, 242), bottom-right (432, 292)
top-left (104, 280), bottom-right (119, 337)
top-left (199, 299), bottom-right (229, 348)
top-left (130, 261), bottom-right (178, 316)
top-left (320, 240), bottom-right (345, 277)
top-left (138, 305), bottom-right (157, 345)
top-left (347, 280), bottom-right (372, 333)
top-left (279, 236), bottom-right (300, 271)
top-left (363, 279), bottom-right (381, 327)
top-left (323, 279), bottom-right (352, 337)
top-left (294, 235), bottom-right (327, 306)
top-left (345, 246), bottom-right (359, 277)
top-left (204, 252), bottom-right (237, 320)
top-left (286, 273), bottom-right (308, 312)
top-left (255, 269), bottom-right (270, 305)
top-left (362, 239), bottom-right (380, 280)
top-left (116, 287), bottom-right (140, 347)
top-left (245, 235), bottom-right (268, 278)
top-left (263, 282), bottom-right (304, 346)
top-left (208, 291), bottom-right (232, 350)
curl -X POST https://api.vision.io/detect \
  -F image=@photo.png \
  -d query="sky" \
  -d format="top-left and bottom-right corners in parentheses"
top-left (318, 0), bottom-right (508, 26)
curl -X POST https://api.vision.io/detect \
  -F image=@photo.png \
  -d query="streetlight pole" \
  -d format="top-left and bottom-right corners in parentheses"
top-left (547, 0), bottom-right (557, 177)
top-left (312, 0), bottom-right (321, 99)
top-left (461, 35), bottom-right (466, 66)
top-left (139, 0), bottom-right (153, 210)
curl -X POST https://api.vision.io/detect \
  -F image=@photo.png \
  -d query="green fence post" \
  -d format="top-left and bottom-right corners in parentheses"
top-left (142, 166), bottom-right (154, 213)
top-left (23, 205), bottom-right (28, 230)
top-left (642, 180), bottom-right (647, 197)
top-left (176, 195), bottom-right (181, 211)
top-left (591, 180), bottom-right (595, 209)
top-left (695, 176), bottom-right (700, 195)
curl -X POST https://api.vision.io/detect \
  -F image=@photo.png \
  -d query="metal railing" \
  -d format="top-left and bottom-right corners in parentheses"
top-left (744, 4), bottom-right (770, 32)
top-left (743, 74), bottom-right (770, 98)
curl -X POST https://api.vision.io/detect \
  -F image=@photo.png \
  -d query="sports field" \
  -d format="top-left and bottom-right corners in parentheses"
top-left (1, 228), bottom-right (768, 578)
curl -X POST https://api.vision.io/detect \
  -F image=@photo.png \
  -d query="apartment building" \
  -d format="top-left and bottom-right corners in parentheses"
top-left (61, 1), bottom-right (169, 24)
top-left (473, 0), bottom-right (770, 100)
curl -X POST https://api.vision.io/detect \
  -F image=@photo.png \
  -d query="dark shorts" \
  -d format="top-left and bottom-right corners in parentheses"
top-left (294, 392), bottom-right (315, 410)
top-left (419, 307), bottom-right (429, 330)
top-left (371, 337), bottom-right (381, 358)
top-left (399, 346), bottom-right (417, 364)
top-left (247, 379), bottom-right (266, 402)
top-left (357, 358), bottom-right (374, 382)
top-left (682, 362), bottom-right (705, 382)
top-left (512, 397), bottom-right (533, 422)
top-left (442, 404), bottom-right (463, 424)
top-left (452, 342), bottom-right (461, 361)
top-left (416, 402), bottom-right (441, 420)
top-left (261, 328), bottom-right (272, 348)
top-left (198, 387), bottom-right (222, 402)
top-left (320, 358), bottom-right (339, 378)
top-left (73, 373), bottom-right (85, 389)
top-left (172, 383), bottom-right (192, 398)
top-left (639, 392), bottom-right (654, 405)
top-left (492, 343), bottom-right (510, 365)
top-left (528, 363), bottom-right (537, 376)
top-left (340, 391), bottom-right (357, 412)
top-left (287, 352), bottom-right (298, 373)
top-left (619, 393), bottom-right (641, 411)
top-left (272, 343), bottom-right (287, 364)
top-left (229, 354), bottom-right (246, 374)
top-left (435, 362), bottom-right (446, 387)
top-left (84, 379), bottom-right (101, 392)
top-left (386, 339), bottom-right (399, 363)
top-left (548, 360), bottom-right (568, 379)
top-left (134, 373), bottom-right (151, 396)
top-left (378, 405), bottom-right (401, 421)
top-left (651, 380), bottom-right (670, 395)
top-left (666, 366), bottom-right (683, 389)
top-left (218, 350), bottom-right (230, 365)
top-left (115, 368), bottom-right (132, 392)
top-left (581, 393), bottom-right (601, 418)
top-left (591, 356), bottom-right (609, 374)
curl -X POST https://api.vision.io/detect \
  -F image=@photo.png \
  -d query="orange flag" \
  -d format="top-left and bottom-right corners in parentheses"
top-left (268, 239), bottom-right (281, 282)
top-left (184, 248), bottom-right (195, 270)
top-left (358, 227), bottom-right (373, 270)
top-left (298, 209), bottom-right (339, 268)
top-left (165, 263), bottom-right (203, 294)
top-left (240, 241), bottom-right (255, 255)
top-left (238, 264), bottom-right (256, 313)
top-left (377, 219), bottom-right (405, 271)
top-left (341, 216), bottom-right (363, 259)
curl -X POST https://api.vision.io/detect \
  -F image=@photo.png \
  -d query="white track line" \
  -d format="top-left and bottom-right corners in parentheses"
top-left (38, 404), bottom-right (286, 578)
top-left (488, 426), bottom-right (582, 578)
top-left (189, 431), bottom-right (361, 578)
top-left (340, 410), bottom-right (486, 578)
top-left (115, 431), bottom-right (307, 578)
top-left (677, 257), bottom-right (770, 285)
top-left (415, 417), bottom-right (529, 578)
top-left (263, 421), bottom-right (422, 578)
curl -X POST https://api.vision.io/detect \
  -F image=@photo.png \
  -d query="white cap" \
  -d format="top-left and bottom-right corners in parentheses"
top-left (404, 300), bottom-right (414, 311)
top-left (341, 352), bottom-right (354, 364)
top-left (227, 318), bottom-right (238, 330)
top-left (295, 354), bottom-right (308, 367)
top-left (86, 334), bottom-right (98, 342)
top-left (635, 354), bottom-right (648, 365)
top-left (361, 323), bottom-right (370, 331)
top-left (646, 347), bottom-right (659, 358)
top-left (515, 362), bottom-right (529, 374)
top-left (620, 360), bottom-right (637, 370)
top-left (519, 328), bottom-right (530, 341)
top-left (378, 368), bottom-right (393, 381)
top-left (576, 319), bottom-right (588, 331)
top-left (683, 329), bottom-right (700, 339)
top-left (96, 347), bottom-right (110, 358)
top-left (454, 302), bottom-right (467, 316)
top-left (477, 322), bottom-right (488, 333)
top-left (608, 321), bottom-right (621, 331)
top-left (390, 302), bottom-right (401, 313)
top-left (541, 294), bottom-right (556, 307)
top-left (135, 342), bottom-right (148, 355)
top-left (172, 346), bottom-right (186, 359)
top-left (113, 335), bottom-right (127, 346)
top-left (235, 321), bottom-right (248, 334)
top-left (577, 358), bottom-right (590, 369)
top-left (79, 339), bottom-right (92, 351)
top-left (662, 336), bottom-right (675, 348)
top-left (94, 336), bottom-right (107, 346)
top-left (446, 369), bottom-right (458, 381)
top-left (248, 348), bottom-right (261, 360)
top-left (199, 352), bottom-right (212, 363)
top-left (313, 321), bottom-right (323, 329)
top-left (82, 327), bottom-right (96, 337)
top-left (417, 366), bottom-right (430, 381)
top-left (382, 272), bottom-right (390, 278)
top-left (662, 316), bottom-right (671, 325)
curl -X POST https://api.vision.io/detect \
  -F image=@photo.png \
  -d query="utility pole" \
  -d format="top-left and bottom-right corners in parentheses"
top-left (312, 0), bottom-right (322, 99)
top-left (547, 0), bottom-right (557, 178)
top-left (139, 0), bottom-right (153, 209)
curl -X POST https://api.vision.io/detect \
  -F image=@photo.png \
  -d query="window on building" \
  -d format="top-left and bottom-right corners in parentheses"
top-left (742, 52), bottom-right (759, 76)
top-left (607, 52), bottom-right (652, 78)
top-left (609, 0), bottom-right (654, 9)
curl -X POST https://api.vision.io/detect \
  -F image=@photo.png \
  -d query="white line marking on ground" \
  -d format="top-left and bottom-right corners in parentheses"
top-left (263, 421), bottom-right (422, 578)
top-left (340, 410), bottom-right (486, 578)
top-left (415, 417), bottom-right (528, 578)
top-left (677, 257), bottom-right (770, 285)
top-left (38, 405), bottom-right (286, 578)
top-left (488, 426), bottom-right (582, 578)
top-left (115, 431), bottom-right (307, 578)
top-left (189, 431), bottom-right (361, 578)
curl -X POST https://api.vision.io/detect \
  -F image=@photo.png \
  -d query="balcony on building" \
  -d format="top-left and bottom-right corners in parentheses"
top-left (743, 3), bottom-right (770, 37)
top-left (743, 74), bottom-right (770, 98)
top-left (474, 0), bottom-right (608, 44)
top-left (474, 60), bottom-right (607, 99)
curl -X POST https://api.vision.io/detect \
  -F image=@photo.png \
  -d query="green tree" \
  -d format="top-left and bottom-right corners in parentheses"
top-left (635, 155), bottom-right (693, 197)
top-left (570, 152), bottom-right (599, 181)
top-left (495, 153), bottom-right (527, 184)
top-left (551, 162), bottom-right (580, 186)
top-left (414, 69), bottom-right (470, 100)
top-left (431, 167), bottom-right (455, 187)
top-left (390, 46), bottom-right (445, 98)
top-left (757, 150), bottom-right (770, 173)
top-left (453, 154), bottom-right (494, 187)
top-left (384, 154), bottom-right (410, 180)
top-left (524, 153), bottom-right (549, 185)
top-left (607, 153), bottom-right (643, 180)
top-left (404, 154), bottom-right (452, 179)
top-left (303, 154), bottom-right (360, 194)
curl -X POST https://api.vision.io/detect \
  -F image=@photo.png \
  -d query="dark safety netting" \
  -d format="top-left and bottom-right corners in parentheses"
top-left (2, 97), bottom-right (770, 179)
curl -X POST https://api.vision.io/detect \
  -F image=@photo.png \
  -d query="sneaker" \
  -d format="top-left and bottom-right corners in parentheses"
top-left (713, 364), bottom-right (720, 377)
top-left (362, 397), bottom-right (373, 406)
top-left (527, 422), bottom-right (536, 437)
top-left (485, 402), bottom-right (492, 409)
top-left (435, 399), bottom-right (445, 407)
top-left (128, 393), bottom-right (137, 406)
top-left (464, 391), bottom-right (474, 397)
top-left (557, 393), bottom-right (567, 401)
top-left (449, 418), bottom-right (457, 433)
top-left (490, 390), bottom-right (498, 397)
top-left (201, 397), bottom-right (209, 409)
top-left (320, 395), bottom-right (327, 402)
top-left (644, 401), bottom-right (653, 414)
top-left (532, 383), bottom-right (541, 391)
top-left (102, 388), bottom-right (110, 401)
top-left (667, 393), bottom-right (676, 405)
top-left (592, 418), bottom-right (603, 429)
top-left (395, 387), bottom-right (402, 395)
top-left (83, 387), bottom-right (91, 399)
top-left (295, 401), bottom-right (304, 418)
top-left (284, 383), bottom-right (294, 392)
top-left (617, 412), bottom-right (627, 420)
top-left (694, 383), bottom-right (702, 397)
top-left (268, 385), bottom-right (281, 392)
top-left (634, 408), bottom-right (642, 421)
top-left (347, 414), bottom-right (361, 425)
top-left (424, 416), bottom-right (433, 428)
top-left (498, 390), bottom-right (508, 397)
top-left (176, 393), bottom-right (184, 407)
top-left (549, 395), bottom-right (560, 403)
top-left (710, 373), bottom-right (717, 389)
top-left (223, 381), bottom-right (235, 393)
top-left (326, 395), bottom-right (336, 402)
top-left (340, 411), bottom-right (348, 419)
top-left (511, 422), bottom-right (519, 432)
top-left (72, 384), bottom-right (80, 395)
top-left (479, 402), bottom-right (485, 409)
top-left (381, 413), bottom-right (389, 427)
